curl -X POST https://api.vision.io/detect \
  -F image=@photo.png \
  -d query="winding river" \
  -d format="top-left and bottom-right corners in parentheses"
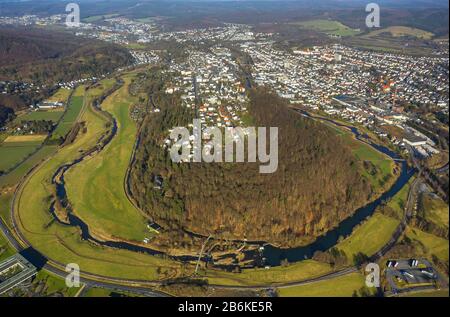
top-left (261, 111), bottom-right (414, 266)
top-left (25, 105), bottom-right (414, 270)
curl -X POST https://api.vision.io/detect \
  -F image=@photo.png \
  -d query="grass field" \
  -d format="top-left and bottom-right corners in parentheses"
top-left (45, 88), bottom-right (72, 103)
top-left (65, 76), bottom-right (148, 242)
top-left (0, 230), bottom-right (15, 261)
top-left (204, 260), bottom-right (332, 286)
top-left (386, 178), bottom-right (412, 219)
top-left (421, 194), bottom-right (449, 229)
top-left (3, 135), bottom-right (47, 143)
top-left (0, 192), bottom-right (12, 227)
top-left (18, 110), bottom-right (64, 122)
top-left (336, 213), bottom-right (400, 259)
top-left (0, 140), bottom-right (43, 173)
top-left (405, 227), bottom-right (449, 262)
top-left (0, 145), bottom-right (57, 188)
top-left (32, 271), bottom-right (79, 297)
top-left (82, 14), bottom-right (119, 23)
top-left (49, 86), bottom-right (85, 141)
top-left (278, 272), bottom-right (369, 297)
top-left (83, 287), bottom-right (139, 297)
top-left (365, 26), bottom-right (434, 40)
top-left (292, 19), bottom-right (361, 37)
top-left (330, 123), bottom-right (395, 193)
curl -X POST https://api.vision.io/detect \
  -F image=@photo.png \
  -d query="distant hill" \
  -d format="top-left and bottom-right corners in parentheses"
top-left (0, 27), bottom-right (133, 86)
top-left (0, 27), bottom-right (133, 110)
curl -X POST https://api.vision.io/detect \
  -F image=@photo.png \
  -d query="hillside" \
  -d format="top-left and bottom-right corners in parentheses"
top-left (130, 86), bottom-right (376, 247)
top-left (0, 27), bottom-right (133, 86)
top-left (0, 27), bottom-right (134, 112)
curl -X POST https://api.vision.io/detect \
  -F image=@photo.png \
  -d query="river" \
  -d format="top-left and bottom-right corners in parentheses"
top-left (260, 111), bottom-right (414, 266)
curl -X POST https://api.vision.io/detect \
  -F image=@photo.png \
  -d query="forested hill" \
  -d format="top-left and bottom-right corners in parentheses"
top-left (0, 27), bottom-right (133, 86)
top-left (130, 86), bottom-right (374, 247)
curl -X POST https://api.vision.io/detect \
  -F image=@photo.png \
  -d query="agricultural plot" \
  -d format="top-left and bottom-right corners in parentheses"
top-left (278, 272), bottom-right (370, 297)
top-left (365, 26), bottom-right (434, 40)
top-left (45, 88), bottom-right (72, 103)
top-left (49, 87), bottom-right (85, 141)
top-left (18, 110), bottom-right (64, 123)
top-left (0, 145), bottom-right (57, 188)
top-left (292, 19), bottom-right (361, 37)
top-left (0, 137), bottom-right (44, 173)
top-left (204, 260), bottom-right (332, 286)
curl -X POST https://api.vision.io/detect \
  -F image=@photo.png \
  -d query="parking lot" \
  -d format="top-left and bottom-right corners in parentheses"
top-left (385, 258), bottom-right (447, 294)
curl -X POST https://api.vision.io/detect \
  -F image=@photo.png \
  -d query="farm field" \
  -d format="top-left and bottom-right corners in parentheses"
top-left (65, 75), bottom-right (148, 242)
top-left (18, 110), bottom-right (64, 122)
top-left (292, 19), bottom-right (361, 37)
top-left (385, 178), bottom-right (412, 219)
top-left (49, 86), bottom-right (85, 141)
top-left (0, 138), bottom-right (43, 173)
top-left (204, 260), bottom-right (332, 286)
top-left (45, 88), bottom-right (72, 103)
top-left (82, 14), bottom-right (119, 23)
top-left (365, 26), bottom-right (434, 40)
top-left (278, 272), bottom-right (369, 297)
top-left (0, 145), bottom-right (57, 188)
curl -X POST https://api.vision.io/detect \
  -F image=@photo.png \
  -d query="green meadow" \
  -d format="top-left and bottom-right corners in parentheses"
top-left (49, 86), bottom-right (85, 141)
top-left (278, 272), bottom-right (370, 297)
top-left (292, 19), bottom-right (361, 37)
top-left (0, 141), bottom-right (42, 172)
top-left (65, 76), bottom-right (148, 242)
